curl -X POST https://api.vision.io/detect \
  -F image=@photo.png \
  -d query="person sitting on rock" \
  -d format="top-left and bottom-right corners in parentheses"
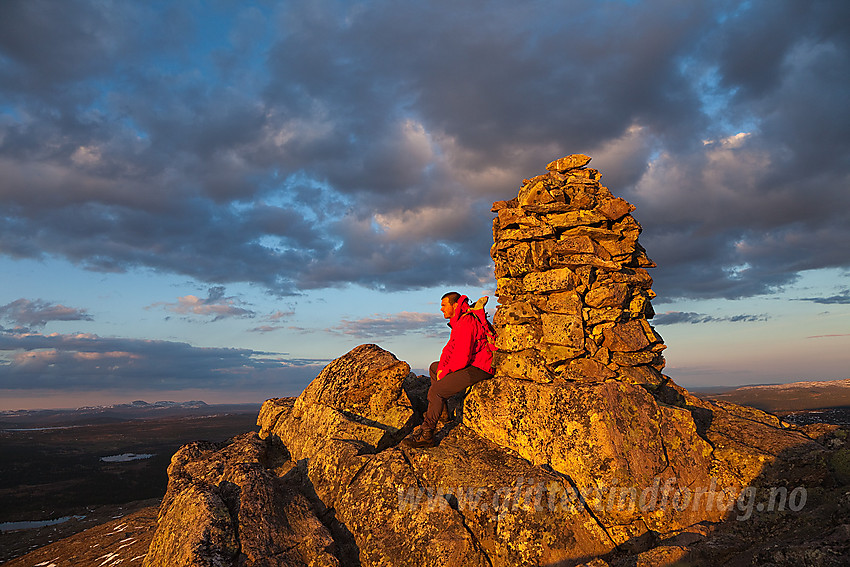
top-left (403, 291), bottom-right (494, 448)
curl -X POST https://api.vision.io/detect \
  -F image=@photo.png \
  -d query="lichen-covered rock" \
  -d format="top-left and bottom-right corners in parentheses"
top-left (142, 483), bottom-right (238, 567)
top-left (490, 154), bottom-right (667, 386)
top-left (292, 343), bottom-right (414, 433)
top-left (307, 447), bottom-right (492, 567)
top-left (496, 349), bottom-right (554, 383)
top-left (540, 312), bottom-right (584, 348)
top-left (259, 344), bottom-right (415, 458)
top-left (404, 425), bottom-right (617, 565)
top-left (546, 154), bottom-right (593, 171)
top-left (463, 377), bottom-right (719, 536)
top-left (143, 433), bottom-right (338, 567)
top-left (141, 155), bottom-right (836, 567)
top-left (253, 344), bottom-right (496, 566)
top-left (257, 344), bottom-right (627, 566)
top-left (463, 373), bottom-right (825, 548)
top-left (144, 340), bottom-right (832, 567)
top-left (523, 267), bottom-right (582, 293)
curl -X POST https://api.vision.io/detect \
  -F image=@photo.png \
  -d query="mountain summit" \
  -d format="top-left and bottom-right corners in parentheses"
top-left (137, 156), bottom-right (847, 566)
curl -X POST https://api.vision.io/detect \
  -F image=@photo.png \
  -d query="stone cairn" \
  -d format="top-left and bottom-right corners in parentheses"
top-left (490, 154), bottom-right (666, 386)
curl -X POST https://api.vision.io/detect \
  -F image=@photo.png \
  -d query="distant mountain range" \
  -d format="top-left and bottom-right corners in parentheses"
top-left (697, 378), bottom-right (850, 412)
top-left (77, 400), bottom-right (209, 411)
top-left (0, 400), bottom-right (260, 428)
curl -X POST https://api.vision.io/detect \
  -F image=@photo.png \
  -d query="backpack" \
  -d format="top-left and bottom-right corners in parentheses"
top-left (467, 296), bottom-right (497, 356)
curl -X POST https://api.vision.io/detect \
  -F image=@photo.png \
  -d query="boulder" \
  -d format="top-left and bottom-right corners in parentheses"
top-left (523, 267), bottom-right (581, 293)
top-left (546, 154), bottom-right (593, 171)
top-left (267, 343), bottom-right (415, 457)
top-left (143, 433), bottom-right (338, 567)
top-left (596, 197), bottom-right (636, 221)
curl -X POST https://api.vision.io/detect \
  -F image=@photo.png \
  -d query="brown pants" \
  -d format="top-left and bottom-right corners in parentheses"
top-left (423, 361), bottom-right (491, 430)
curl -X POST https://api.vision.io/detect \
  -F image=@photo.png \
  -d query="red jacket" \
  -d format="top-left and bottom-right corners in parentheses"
top-left (437, 295), bottom-right (494, 378)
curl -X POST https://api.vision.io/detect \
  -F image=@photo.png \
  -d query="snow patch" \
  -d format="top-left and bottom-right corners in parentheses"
top-left (3, 426), bottom-right (80, 432)
top-left (116, 537), bottom-right (137, 551)
top-left (98, 552), bottom-right (121, 566)
top-left (100, 453), bottom-right (155, 462)
top-left (0, 515), bottom-right (85, 532)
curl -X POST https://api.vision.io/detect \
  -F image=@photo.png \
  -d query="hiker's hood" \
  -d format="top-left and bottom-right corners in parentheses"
top-left (449, 295), bottom-right (470, 326)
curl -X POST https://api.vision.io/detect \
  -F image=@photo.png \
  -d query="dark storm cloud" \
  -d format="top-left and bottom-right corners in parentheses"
top-left (0, 298), bottom-right (93, 328)
top-left (653, 311), bottom-right (769, 326)
top-left (0, 328), bottom-right (328, 390)
top-left (1, 0), bottom-right (848, 300)
top-left (0, 0), bottom-right (142, 91)
top-left (616, 0), bottom-right (850, 300)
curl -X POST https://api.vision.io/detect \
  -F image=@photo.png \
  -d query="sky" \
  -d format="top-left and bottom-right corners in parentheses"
top-left (1, 0), bottom-right (848, 410)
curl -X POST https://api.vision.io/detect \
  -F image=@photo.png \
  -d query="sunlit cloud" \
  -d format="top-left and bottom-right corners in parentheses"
top-left (331, 312), bottom-right (442, 338)
top-left (702, 132), bottom-right (751, 148)
top-left (0, 298), bottom-right (93, 328)
top-left (70, 145), bottom-right (101, 166)
top-left (147, 286), bottom-right (255, 321)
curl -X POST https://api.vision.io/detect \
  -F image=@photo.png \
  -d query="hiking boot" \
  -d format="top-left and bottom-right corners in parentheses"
top-left (403, 425), bottom-right (436, 448)
top-left (438, 405), bottom-right (453, 423)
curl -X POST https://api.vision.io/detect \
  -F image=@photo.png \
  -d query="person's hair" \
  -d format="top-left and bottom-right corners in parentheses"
top-left (441, 291), bottom-right (461, 304)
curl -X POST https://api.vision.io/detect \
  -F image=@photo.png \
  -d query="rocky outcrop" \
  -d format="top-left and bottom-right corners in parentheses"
top-left (467, 156), bottom-right (823, 539)
top-left (142, 157), bottom-right (844, 566)
top-left (142, 341), bottom-right (839, 566)
top-left (142, 433), bottom-right (338, 567)
top-left (255, 344), bottom-right (618, 566)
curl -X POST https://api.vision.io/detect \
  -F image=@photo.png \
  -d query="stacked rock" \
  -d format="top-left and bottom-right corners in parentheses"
top-left (491, 154), bottom-right (666, 386)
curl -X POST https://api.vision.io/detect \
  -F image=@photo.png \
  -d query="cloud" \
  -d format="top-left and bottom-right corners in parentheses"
top-left (0, 298), bottom-right (93, 328)
top-left (331, 312), bottom-right (443, 338)
top-left (267, 310), bottom-right (295, 322)
top-left (796, 290), bottom-right (850, 304)
top-left (248, 309), bottom-right (296, 333)
top-left (0, 328), bottom-right (328, 391)
top-left (653, 311), bottom-right (770, 326)
top-left (0, 0), bottom-right (848, 300)
top-left (147, 286), bottom-right (255, 321)
top-left (248, 326), bottom-right (283, 334)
